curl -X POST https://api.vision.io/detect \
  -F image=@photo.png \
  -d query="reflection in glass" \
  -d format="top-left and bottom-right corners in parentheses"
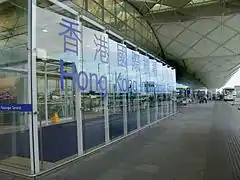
top-left (36, 4), bottom-right (79, 171)
top-left (82, 92), bottom-right (105, 151)
top-left (0, 71), bottom-right (30, 174)
top-left (0, 0), bottom-right (31, 174)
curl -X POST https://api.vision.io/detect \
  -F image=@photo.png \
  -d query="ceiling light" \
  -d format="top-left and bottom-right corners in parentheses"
top-left (42, 25), bottom-right (49, 33)
top-left (42, 29), bottom-right (48, 33)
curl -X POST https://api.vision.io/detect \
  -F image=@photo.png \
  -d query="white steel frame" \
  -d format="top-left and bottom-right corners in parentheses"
top-left (28, 0), bottom-right (40, 174)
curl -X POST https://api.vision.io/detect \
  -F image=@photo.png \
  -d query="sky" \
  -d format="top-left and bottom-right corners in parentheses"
top-left (221, 68), bottom-right (240, 89)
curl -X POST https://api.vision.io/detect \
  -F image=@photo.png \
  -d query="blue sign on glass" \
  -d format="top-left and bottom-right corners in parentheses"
top-left (0, 104), bottom-right (32, 112)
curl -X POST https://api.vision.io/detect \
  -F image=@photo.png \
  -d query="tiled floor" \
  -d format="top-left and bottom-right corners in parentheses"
top-left (1, 101), bottom-right (238, 180)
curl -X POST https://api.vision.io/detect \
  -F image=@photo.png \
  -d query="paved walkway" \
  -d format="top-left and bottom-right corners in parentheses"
top-left (1, 101), bottom-right (239, 180)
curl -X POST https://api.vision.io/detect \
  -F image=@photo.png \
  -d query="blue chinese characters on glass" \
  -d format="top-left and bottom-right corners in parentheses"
top-left (94, 34), bottom-right (109, 64)
top-left (117, 43), bottom-right (127, 68)
top-left (59, 18), bottom-right (81, 56)
top-left (132, 51), bottom-right (140, 72)
top-left (152, 61), bottom-right (157, 76)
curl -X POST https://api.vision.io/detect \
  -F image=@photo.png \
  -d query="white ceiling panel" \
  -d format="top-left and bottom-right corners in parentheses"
top-left (224, 14), bottom-right (240, 33)
top-left (209, 47), bottom-right (233, 57)
top-left (188, 19), bottom-right (219, 36)
top-left (158, 23), bottom-right (184, 38)
top-left (182, 49), bottom-right (203, 58)
top-left (211, 15), bottom-right (232, 23)
top-left (175, 29), bottom-right (201, 47)
top-left (192, 38), bottom-right (218, 55)
top-left (187, 59), bottom-right (209, 69)
top-left (202, 64), bottom-right (218, 72)
top-left (228, 58), bottom-right (240, 66)
top-left (157, 34), bottom-right (173, 48)
top-left (207, 25), bottom-right (237, 44)
top-left (146, 3), bottom-right (240, 88)
top-left (165, 41), bottom-right (189, 57)
top-left (174, 20), bottom-right (194, 27)
top-left (184, 59), bottom-right (196, 66)
top-left (224, 34), bottom-right (240, 54)
top-left (0, 41), bottom-right (6, 49)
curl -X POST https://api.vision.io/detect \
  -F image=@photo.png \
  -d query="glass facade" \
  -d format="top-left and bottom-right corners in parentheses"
top-left (0, 0), bottom-right (176, 176)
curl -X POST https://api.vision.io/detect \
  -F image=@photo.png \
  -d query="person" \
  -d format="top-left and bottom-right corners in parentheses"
top-left (204, 95), bottom-right (207, 103)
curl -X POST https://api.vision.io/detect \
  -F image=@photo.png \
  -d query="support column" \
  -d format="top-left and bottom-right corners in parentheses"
top-left (76, 15), bottom-right (83, 155)
top-left (76, 87), bottom-right (83, 155)
top-left (28, 0), bottom-right (40, 174)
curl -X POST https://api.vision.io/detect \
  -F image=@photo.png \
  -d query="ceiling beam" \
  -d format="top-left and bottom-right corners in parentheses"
top-left (142, 0), bottom-right (240, 23)
top-left (126, 0), bottom-right (166, 59)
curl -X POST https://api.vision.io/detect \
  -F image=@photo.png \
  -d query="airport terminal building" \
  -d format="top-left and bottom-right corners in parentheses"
top-left (0, 0), bottom-right (176, 176)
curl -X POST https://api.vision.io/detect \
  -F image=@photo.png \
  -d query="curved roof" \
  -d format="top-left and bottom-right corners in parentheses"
top-left (128, 0), bottom-right (240, 88)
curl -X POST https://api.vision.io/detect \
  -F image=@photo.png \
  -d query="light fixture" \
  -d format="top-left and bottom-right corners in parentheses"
top-left (42, 25), bottom-right (49, 33)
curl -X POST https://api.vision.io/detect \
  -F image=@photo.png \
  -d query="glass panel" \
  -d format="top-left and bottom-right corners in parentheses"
top-left (126, 14), bottom-right (135, 29)
top-left (149, 60), bottom-right (157, 123)
top-left (142, 27), bottom-right (148, 41)
top-left (142, 37), bottom-right (148, 48)
top-left (36, 3), bottom-right (79, 171)
top-left (149, 94), bottom-right (156, 122)
top-left (162, 66), bottom-right (168, 117)
top-left (72, 0), bottom-right (86, 9)
top-left (135, 33), bottom-right (142, 45)
top-left (116, 18), bottom-right (126, 33)
top-left (126, 25), bottom-right (134, 40)
top-left (126, 49), bottom-right (139, 133)
top-left (104, 9), bottom-right (116, 25)
top-left (82, 94), bottom-right (105, 151)
top-left (135, 21), bottom-right (142, 39)
top-left (109, 93), bottom-right (124, 139)
top-left (0, 0), bottom-right (31, 174)
top-left (125, 3), bottom-right (138, 17)
top-left (116, 4), bottom-right (125, 21)
top-left (37, 77), bottom-right (45, 123)
top-left (0, 70), bottom-right (30, 174)
top-left (141, 20), bottom-right (148, 30)
top-left (88, 0), bottom-right (103, 20)
top-left (149, 30), bottom-right (154, 43)
top-left (150, 3), bottom-right (171, 12)
top-left (108, 40), bottom-right (124, 140)
top-left (139, 55), bottom-right (149, 126)
top-left (104, 0), bottom-right (116, 14)
top-left (81, 26), bottom-right (108, 151)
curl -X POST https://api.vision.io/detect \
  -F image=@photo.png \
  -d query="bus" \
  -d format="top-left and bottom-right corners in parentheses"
top-left (223, 88), bottom-right (235, 101)
top-left (234, 86), bottom-right (240, 105)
